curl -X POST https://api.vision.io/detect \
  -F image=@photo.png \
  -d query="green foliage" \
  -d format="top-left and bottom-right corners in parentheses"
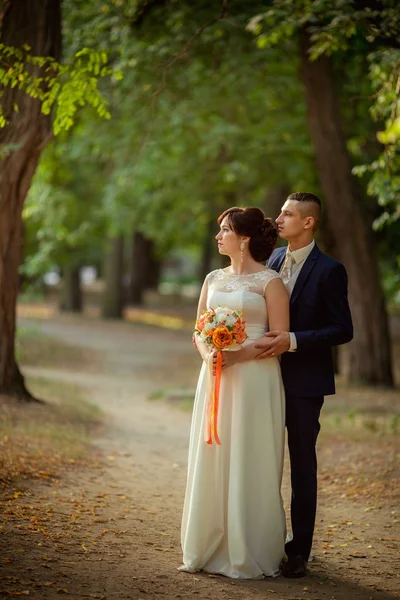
top-left (21, 0), bottom-right (399, 304)
top-left (23, 125), bottom-right (107, 276)
top-left (249, 0), bottom-right (400, 58)
top-left (353, 49), bottom-right (400, 229)
top-left (249, 0), bottom-right (400, 274)
top-left (0, 44), bottom-right (115, 133)
top-left (25, 1), bottom-right (314, 274)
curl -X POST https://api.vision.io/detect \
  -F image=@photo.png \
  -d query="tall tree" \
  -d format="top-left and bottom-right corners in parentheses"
top-left (102, 236), bottom-right (124, 319)
top-left (0, 0), bottom-right (61, 399)
top-left (299, 30), bottom-right (393, 385)
top-left (248, 0), bottom-right (399, 386)
top-left (127, 232), bottom-right (159, 306)
top-left (0, 0), bottom-right (111, 398)
top-left (60, 265), bottom-right (82, 313)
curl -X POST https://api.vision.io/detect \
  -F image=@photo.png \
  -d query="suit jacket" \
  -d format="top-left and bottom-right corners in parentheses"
top-left (268, 244), bottom-right (353, 398)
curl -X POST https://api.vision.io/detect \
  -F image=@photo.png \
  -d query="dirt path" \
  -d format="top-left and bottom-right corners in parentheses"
top-left (2, 315), bottom-right (399, 600)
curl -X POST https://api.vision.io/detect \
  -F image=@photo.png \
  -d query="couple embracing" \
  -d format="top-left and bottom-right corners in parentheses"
top-left (179, 192), bottom-right (353, 579)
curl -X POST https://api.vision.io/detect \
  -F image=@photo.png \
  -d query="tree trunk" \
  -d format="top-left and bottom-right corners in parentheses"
top-left (263, 183), bottom-right (291, 223)
top-left (0, 0), bottom-right (61, 399)
top-left (102, 236), bottom-right (124, 319)
top-left (18, 220), bottom-right (27, 292)
top-left (127, 231), bottom-right (156, 305)
top-left (60, 266), bottom-right (82, 312)
top-left (300, 30), bottom-right (393, 386)
top-left (146, 251), bottom-right (162, 290)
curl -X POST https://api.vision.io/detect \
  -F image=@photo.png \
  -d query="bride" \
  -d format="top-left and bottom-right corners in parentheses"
top-left (180, 206), bottom-right (289, 579)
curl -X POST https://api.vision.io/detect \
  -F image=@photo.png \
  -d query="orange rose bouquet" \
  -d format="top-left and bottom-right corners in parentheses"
top-left (194, 306), bottom-right (248, 351)
top-left (194, 307), bottom-right (248, 445)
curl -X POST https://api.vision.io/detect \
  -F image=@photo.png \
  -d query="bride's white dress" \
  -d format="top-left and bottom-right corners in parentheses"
top-left (180, 268), bottom-right (286, 579)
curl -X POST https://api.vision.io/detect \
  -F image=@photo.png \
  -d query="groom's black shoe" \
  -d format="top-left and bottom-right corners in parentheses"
top-left (279, 556), bottom-right (287, 571)
top-left (281, 555), bottom-right (307, 578)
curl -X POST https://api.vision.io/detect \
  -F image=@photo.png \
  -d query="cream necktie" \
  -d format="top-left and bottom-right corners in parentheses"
top-left (281, 252), bottom-right (294, 284)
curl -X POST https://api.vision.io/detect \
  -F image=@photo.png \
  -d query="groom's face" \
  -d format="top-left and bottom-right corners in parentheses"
top-left (276, 200), bottom-right (308, 241)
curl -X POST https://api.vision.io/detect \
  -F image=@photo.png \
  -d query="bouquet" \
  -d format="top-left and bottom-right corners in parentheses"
top-left (194, 306), bottom-right (248, 351)
top-left (194, 307), bottom-right (248, 445)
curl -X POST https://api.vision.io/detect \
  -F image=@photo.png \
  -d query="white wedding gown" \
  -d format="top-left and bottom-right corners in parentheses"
top-left (180, 268), bottom-right (286, 579)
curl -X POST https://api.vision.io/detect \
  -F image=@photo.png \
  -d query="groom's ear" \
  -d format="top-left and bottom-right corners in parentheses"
top-left (304, 216), bottom-right (315, 230)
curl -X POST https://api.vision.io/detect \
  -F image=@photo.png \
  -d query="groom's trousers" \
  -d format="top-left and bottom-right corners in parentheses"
top-left (284, 394), bottom-right (324, 562)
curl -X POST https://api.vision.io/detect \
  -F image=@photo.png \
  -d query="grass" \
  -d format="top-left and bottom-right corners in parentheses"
top-left (16, 324), bottom-right (99, 371)
top-left (321, 409), bottom-right (399, 441)
top-left (148, 386), bottom-right (195, 411)
top-left (28, 375), bottom-right (102, 440)
top-left (0, 378), bottom-right (102, 479)
top-left (0, 376), bottom-right (103, 488)
top-left (1, 324), bottom-right (104, 489)
top-left (149, 383), bottom-right (400, 441)
top-left (322, 375), bottom-right (400, 440)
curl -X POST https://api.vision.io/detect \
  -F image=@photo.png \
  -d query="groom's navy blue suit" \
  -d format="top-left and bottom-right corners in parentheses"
top-left (268, 243), bottom-right (353, 561)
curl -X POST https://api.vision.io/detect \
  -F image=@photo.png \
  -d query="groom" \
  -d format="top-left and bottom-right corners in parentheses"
top-left (256, 192), bottom-right (353, 578)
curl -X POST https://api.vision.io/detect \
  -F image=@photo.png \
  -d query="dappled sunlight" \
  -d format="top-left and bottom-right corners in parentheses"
top-left (16, 301), bottom-right (195, 332)
top-left (124, 307), bottom-right (192, 331)
top-left (16, 303), bottom-right (56, 320)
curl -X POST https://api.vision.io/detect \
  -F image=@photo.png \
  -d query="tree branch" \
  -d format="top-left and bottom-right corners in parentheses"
top-left (132, 0), bottom-right (171, 27)
top-left (152, 0), bottom-right (228, 103)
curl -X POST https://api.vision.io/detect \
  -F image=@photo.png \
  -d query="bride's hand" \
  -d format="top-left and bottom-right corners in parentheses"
top-left (211, 351), bottom-right (237, 375)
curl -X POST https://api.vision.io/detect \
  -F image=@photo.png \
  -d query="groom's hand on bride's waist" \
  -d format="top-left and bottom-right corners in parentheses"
top-left (255, 331), bottom-right (290, 359)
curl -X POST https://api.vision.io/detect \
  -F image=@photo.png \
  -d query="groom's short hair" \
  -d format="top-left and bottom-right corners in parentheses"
top-left (287, 192), bottom-right (321, 230)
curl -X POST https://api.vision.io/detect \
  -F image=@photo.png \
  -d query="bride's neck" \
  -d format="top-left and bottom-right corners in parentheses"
top-left (228, 255), bottom-right (261, 275)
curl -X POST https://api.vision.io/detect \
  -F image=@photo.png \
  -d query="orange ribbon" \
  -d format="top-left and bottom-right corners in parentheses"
top-left (205, 350), bottom-right (222, 445)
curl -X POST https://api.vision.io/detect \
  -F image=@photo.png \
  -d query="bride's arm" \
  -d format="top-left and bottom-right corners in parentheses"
top-left (193, 279), bottom-right (211, 362)
top-left (221, 278), bottom-right (289, 368)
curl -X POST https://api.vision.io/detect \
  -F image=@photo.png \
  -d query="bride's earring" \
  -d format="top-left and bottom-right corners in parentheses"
top-left (240, 241), bottom-right (245, 263)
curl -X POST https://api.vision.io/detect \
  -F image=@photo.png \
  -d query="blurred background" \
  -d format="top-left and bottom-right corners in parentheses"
top-left (4, 0), bottom-right (399, 390)
top-left (1, 5), bottom-right (399, 595)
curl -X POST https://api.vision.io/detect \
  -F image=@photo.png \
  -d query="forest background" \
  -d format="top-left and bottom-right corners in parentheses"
top-left (0, 0), bottom-right (399, 395)
top-left (0, 3), bottom-right (399, 598)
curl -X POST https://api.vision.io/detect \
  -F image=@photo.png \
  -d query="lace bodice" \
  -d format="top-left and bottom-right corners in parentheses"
top-left (207, 268), bottom-right (280, 294)
top-left (206, 268), bottom-right (281, 340)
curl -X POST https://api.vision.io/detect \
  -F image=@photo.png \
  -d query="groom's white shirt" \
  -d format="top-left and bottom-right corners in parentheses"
top-left (281, 239), bottom-right (315, 352)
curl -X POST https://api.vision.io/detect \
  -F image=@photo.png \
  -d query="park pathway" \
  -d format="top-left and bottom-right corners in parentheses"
top-left (13, 315), bottom-right (399, 600)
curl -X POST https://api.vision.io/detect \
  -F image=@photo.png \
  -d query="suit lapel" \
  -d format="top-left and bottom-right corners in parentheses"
top-left (268, 247), bottom-right (286, 273)
top-left (290, 243), bottom-right (320, 305)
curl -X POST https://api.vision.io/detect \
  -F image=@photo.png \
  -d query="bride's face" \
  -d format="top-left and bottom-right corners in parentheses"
top-left (215, 217), bottom-right (241, 257)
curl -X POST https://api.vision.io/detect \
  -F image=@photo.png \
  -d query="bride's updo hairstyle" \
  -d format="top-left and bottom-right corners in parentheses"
top-left (217, 206), bottom-right (278, 262)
